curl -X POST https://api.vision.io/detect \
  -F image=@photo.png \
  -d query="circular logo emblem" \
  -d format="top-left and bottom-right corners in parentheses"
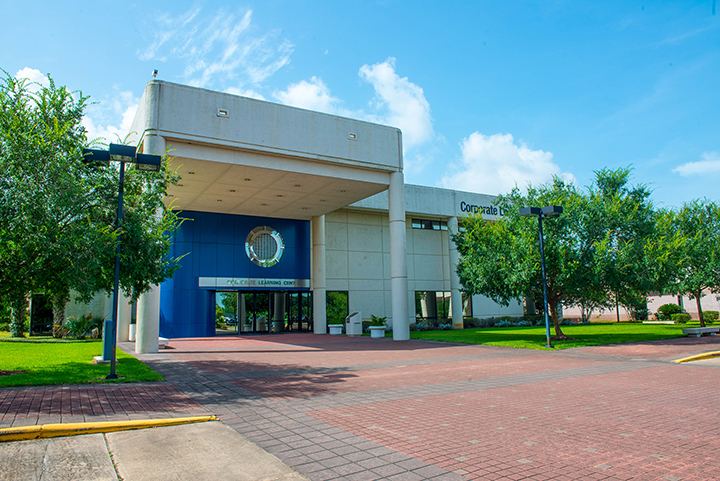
top-left (245, 226), bottom-right (284, 267)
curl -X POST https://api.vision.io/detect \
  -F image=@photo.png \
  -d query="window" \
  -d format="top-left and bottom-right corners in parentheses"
top-left (415, 291), bottom-right (451, 320)
top-left (326, 291), bottom-right (349, 324)
top-left (411, 219), bottom-right (448, 231)
top-left (462, 292), bottom-right (473, 319)
top-left (415, 292), bottom-right (472, 321)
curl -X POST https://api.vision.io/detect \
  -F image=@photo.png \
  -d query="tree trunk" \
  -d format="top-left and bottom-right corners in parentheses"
top-left (51, 293), bottom-right (68, 338)
top-left (10, 293), bottom-right (27, 338)
top-left (549, 299), bottom-right (565, 337)
top-left (695, 292), bottom-right (705, 328)
top-left (580, 303), bottom-right (594, 323)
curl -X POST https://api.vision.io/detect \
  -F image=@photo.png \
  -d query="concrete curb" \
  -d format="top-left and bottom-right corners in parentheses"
top-left (0, 415), bottom-right (217, 442)
top-left (674, 351), bottom-right (720, 363)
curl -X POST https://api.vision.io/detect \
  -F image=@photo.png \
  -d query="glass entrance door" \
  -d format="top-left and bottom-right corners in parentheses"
top-left (218, 290), bottom-right (312, 334)
top-left (239, 292), bottom-right (270, 333)
top-left (216, 291), bottom-right (239, 335)
top-left (287, 292), bottom-right (313, 332)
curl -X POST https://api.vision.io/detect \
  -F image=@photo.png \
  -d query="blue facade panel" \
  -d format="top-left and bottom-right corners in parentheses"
top-left (216, 244), bottom-right (235, 277)
top-left (159, 211), bottom-right (311, 338)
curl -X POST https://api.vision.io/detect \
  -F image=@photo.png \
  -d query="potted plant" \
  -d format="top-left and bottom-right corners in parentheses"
top-left (368, 315), bottom-right (387, 338)
top-left (328, 319), bottom-right (344, 335)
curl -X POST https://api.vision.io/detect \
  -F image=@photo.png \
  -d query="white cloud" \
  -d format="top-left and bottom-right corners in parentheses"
top-left (273, 57), bottom-right (433, 154)
top-left (273, 76), bottom-right (342, 114)
top-left (139, 7), bottom-right (293, 91)
top-left (14, 67), bottom-right (49, 94)
top-left (673, 151), bottom-right (720, 176)
top-left (139, 6), bottom-right (203, 62)
top-left (359, 57), bottom-right (433, 150)
top-left (440, 132), bottom-right (571, 195)
top-left (82, 90), bottom-right (139, 145)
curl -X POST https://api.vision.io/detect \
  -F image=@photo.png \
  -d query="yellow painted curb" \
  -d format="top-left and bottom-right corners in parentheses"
top-left (674, 351), bottom-right (720, 364)
top-left (0, 415), bottom-right (218, 442)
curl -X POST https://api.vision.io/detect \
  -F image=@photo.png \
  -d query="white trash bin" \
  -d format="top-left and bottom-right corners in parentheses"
top-left (345, 311), bottom-right (362, 337)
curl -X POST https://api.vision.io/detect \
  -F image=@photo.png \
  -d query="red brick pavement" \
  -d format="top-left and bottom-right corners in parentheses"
top-left (160, 334), bottom-right (720, 480)
top-left (171, 338), bottom-right (531, 373)
top-left (579, 335), bottom-right (720, 359)
top-left (3, 333), bottom-right (720, 480)
top-left (0, 383), bottom-right (207, 427)
top-left (309, 364), bottom-right (720, 480)
top-left (232, 355), bottom-right (612, 400)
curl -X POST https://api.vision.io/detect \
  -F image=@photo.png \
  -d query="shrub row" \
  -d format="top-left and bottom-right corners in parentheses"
top-left (464, 316), bottom-right (588, 328)
top-left (410, 321), bottom-right (453, 332)
top-left (656, 303), bottom-right (718, 324)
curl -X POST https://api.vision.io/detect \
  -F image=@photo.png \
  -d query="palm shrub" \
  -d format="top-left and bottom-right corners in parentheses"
top-left (671, 313), bottom-right (691, 324)
top-left (657, 303), bottom-right (683, 321)
top-left (65, 314), bottom-right (104, 339)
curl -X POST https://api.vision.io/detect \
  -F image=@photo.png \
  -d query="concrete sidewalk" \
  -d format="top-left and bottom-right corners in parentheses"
top-left (0, 421), bottom-right (309, 481)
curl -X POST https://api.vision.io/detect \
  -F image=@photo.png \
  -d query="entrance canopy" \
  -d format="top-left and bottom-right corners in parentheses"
top-left (130, 81), bottom-right (403, 220)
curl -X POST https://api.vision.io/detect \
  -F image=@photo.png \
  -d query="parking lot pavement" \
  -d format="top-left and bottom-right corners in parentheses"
top-left (3, 334), bottom-right (720, 480)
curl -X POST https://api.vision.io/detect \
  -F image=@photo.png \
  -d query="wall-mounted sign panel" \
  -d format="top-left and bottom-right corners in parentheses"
top-left (199, 277), bottom-right (310, 289)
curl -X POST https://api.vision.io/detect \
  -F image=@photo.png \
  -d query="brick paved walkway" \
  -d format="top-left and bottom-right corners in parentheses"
top-left (0, 383), bottom-right (208, 427)
top-left (2, 334), bottom-right (720, 480)
top-left (145, 335), bottom-right (720, 481)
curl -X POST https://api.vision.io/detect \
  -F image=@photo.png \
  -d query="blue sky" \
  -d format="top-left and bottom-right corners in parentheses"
top-left (2, 1), bottom-right (718, 208)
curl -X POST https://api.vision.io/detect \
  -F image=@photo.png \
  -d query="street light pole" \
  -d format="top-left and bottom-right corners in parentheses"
top-left (106, 160), bottom-right (125, 379)
top-left (536, 212), bottom-right (552, 349)
top-left (83, 144), bottom-right (161, 380)
top-left (519, 205), bottom-right (563, 349)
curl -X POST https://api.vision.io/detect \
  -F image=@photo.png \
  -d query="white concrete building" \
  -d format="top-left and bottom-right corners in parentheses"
top-left (72, 81), bottom-right (522, 351)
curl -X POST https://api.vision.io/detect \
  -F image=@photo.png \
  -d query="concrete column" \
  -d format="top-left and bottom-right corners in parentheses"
top-left (448, 216), bottom-right (464, 329)
top-left (389, 171), bottom-right (409, 340)
top-left (420, 295), bottom-right (429, 318)
top-left (239, 293), bottom-right (246, 323)
top-left (135, 132), bottom-right (165, 351)
top-left (117, 291), bottom-right (133, 342)
top-left (312, 215), bottom-right (327, 334)
top-left (273, 292), bottom-right (286, 332)
top-left (136, 284), bottom-right (160, 353)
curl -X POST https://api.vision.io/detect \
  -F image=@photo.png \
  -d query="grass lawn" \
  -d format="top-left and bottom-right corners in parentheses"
top-left (0, 334), bottom-right (164, 387)
top-left (410, 321), bottom-right (700, 350)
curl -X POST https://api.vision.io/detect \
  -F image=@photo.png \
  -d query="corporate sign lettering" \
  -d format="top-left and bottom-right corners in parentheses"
top-left (199, 277), bottom-right (310, 288)
top-left (459, 201), bottom-right (505, 216)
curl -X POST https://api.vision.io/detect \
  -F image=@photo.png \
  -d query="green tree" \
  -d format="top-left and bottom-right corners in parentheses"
top-left (455, 176), bottom-right (584, 338)
top-left (589, 168), bottom-right (658, 321)
top-left (663, 200), bottom-right (720, 327)
top-left (0, 70), bottom-right (182, 337)
top-left (0, 72), bottom-right (105, 336)
top-left (454, 169), bottom-right (661, 339)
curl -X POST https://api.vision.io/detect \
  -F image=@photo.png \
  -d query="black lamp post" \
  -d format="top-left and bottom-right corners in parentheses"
top-left (83, 144), bottom-right (161, 379)
top-left (519, 205), bottom-right (563, 349)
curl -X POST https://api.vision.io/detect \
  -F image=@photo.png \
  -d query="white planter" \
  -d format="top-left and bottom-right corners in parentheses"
top-left (129, 324), bottom-right (136, 341)
top-left (369, 326), bottom-right (386, 338)
top-left (329, 324), bottom-right (344, 335)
